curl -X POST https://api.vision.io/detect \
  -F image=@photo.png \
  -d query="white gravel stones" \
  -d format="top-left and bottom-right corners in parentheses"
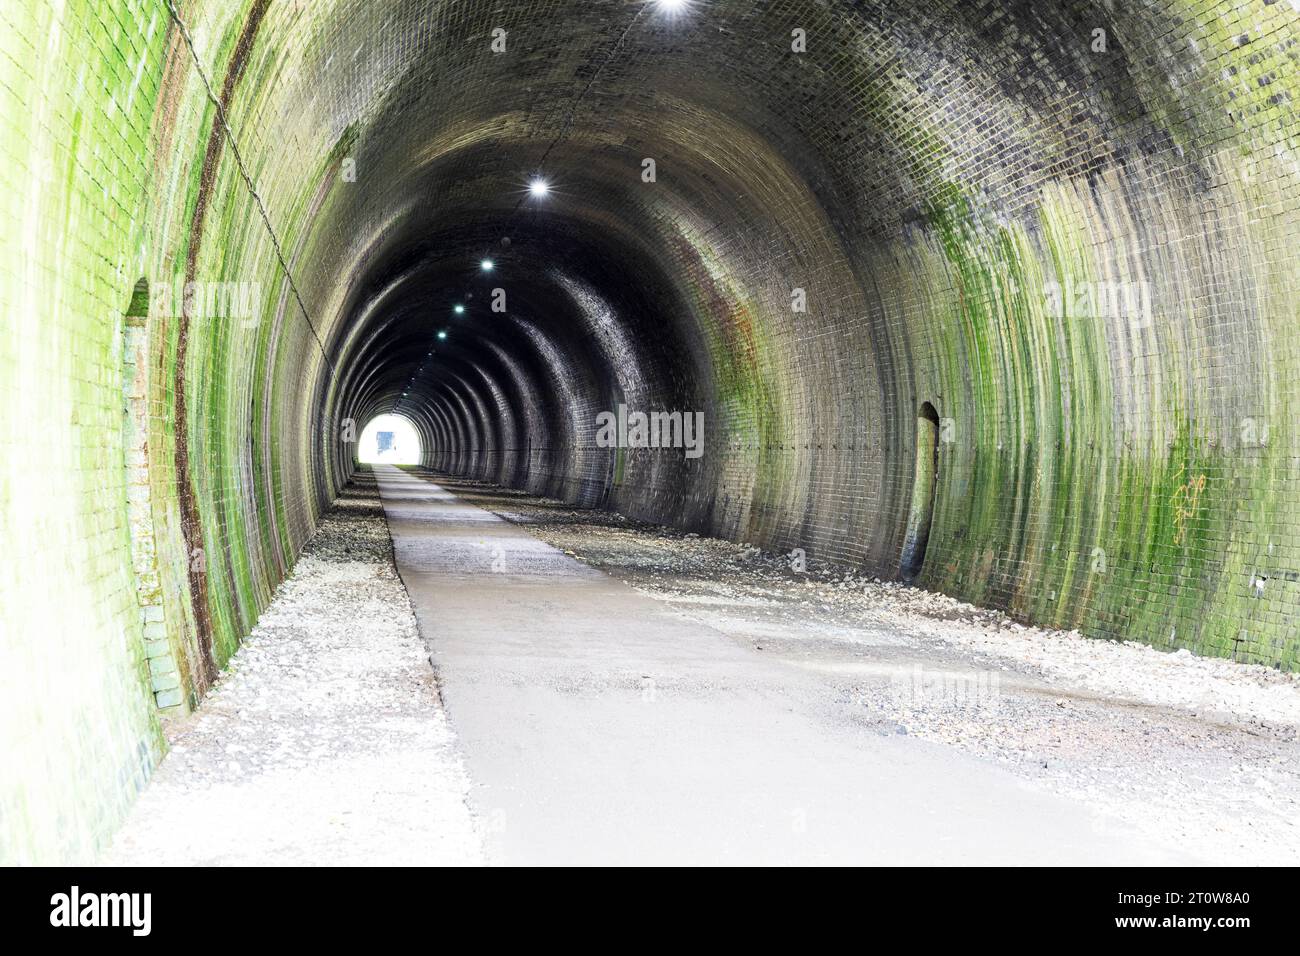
top-left (500, 496), bottom-right (1300, 731)
top-left (103, 484), bottom-right (484, 866)
top-left (450, 477), bottom-right (1300, 865)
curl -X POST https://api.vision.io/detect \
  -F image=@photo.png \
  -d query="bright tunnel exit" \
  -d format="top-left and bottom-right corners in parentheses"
top-left (359, 414), bottom-right (421, 465)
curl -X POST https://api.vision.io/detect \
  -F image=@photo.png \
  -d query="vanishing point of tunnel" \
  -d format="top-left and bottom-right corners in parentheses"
top-left (2, 0), bottom-right (1299, 868)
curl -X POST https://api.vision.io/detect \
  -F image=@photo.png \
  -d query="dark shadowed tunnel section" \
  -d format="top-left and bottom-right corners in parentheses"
top-left (317, 0), bottom-right (1298, 671)
top-left (2, 0), bottom-right (1297, 862)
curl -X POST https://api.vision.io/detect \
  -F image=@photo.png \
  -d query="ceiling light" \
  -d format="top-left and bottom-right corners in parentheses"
top-left (657, 0), bottom-right (689, 12)
top-left (529, 178), bottom-right (550, 198)
top-left (437, 330), bottom-right (447, 340)
top-left (480, 259), bottom-right (494, 271)
top-left (453, 304), bottom-right (465, 314)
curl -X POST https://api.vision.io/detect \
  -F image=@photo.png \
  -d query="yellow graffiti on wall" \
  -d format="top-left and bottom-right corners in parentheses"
top-left (1171, 465), bottom-right (1207, 546)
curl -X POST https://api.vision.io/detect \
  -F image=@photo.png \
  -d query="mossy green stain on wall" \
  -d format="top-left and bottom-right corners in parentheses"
top-left (0, 0), bottom-right (172, 863)
top-left (4, 0), bottom-right (1300, 868)
top-left (908, 160), bottom-right (1298, 668)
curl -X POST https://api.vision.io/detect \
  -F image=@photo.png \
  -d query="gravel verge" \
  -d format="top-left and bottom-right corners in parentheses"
top-left (427, 472), bottom-right (1300, 865)
top-left (103, 473), bottom-right (484, 866)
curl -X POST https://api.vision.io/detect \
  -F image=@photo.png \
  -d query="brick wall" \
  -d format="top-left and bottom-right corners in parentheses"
top-left (2, 0), bottom-right (1297, 863)
top-left (340, 0), bottom-right (1299, 669)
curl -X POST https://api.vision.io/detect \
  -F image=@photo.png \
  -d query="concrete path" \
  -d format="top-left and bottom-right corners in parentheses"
top-left (373, 465), bottom-right (1197, 865)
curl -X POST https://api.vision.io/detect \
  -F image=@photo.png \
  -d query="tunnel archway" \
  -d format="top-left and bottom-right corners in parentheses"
top-left (901, 402), bottom-right (941, 581)
top-left (5, 0), bottom-right (1300, 864)
top-left (359, 414), bottom-right (422, 465)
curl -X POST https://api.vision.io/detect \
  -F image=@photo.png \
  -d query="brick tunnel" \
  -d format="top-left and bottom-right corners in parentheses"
top-left (2, 0), bottom-right (1299, 868)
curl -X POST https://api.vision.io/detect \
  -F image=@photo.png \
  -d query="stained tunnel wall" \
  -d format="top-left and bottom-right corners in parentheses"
top-left (1, 0), bottom-right (1298, 864)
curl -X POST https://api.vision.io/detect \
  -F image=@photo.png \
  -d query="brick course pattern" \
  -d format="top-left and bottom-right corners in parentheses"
top-left (1, 0), bottom-right (1297, 862)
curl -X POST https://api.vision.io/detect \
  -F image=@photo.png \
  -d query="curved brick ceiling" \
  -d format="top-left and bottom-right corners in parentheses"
top-left (2, 0), bottom-right (1297, 862)
top-left (286, 0), bottom-right (1296, 668)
